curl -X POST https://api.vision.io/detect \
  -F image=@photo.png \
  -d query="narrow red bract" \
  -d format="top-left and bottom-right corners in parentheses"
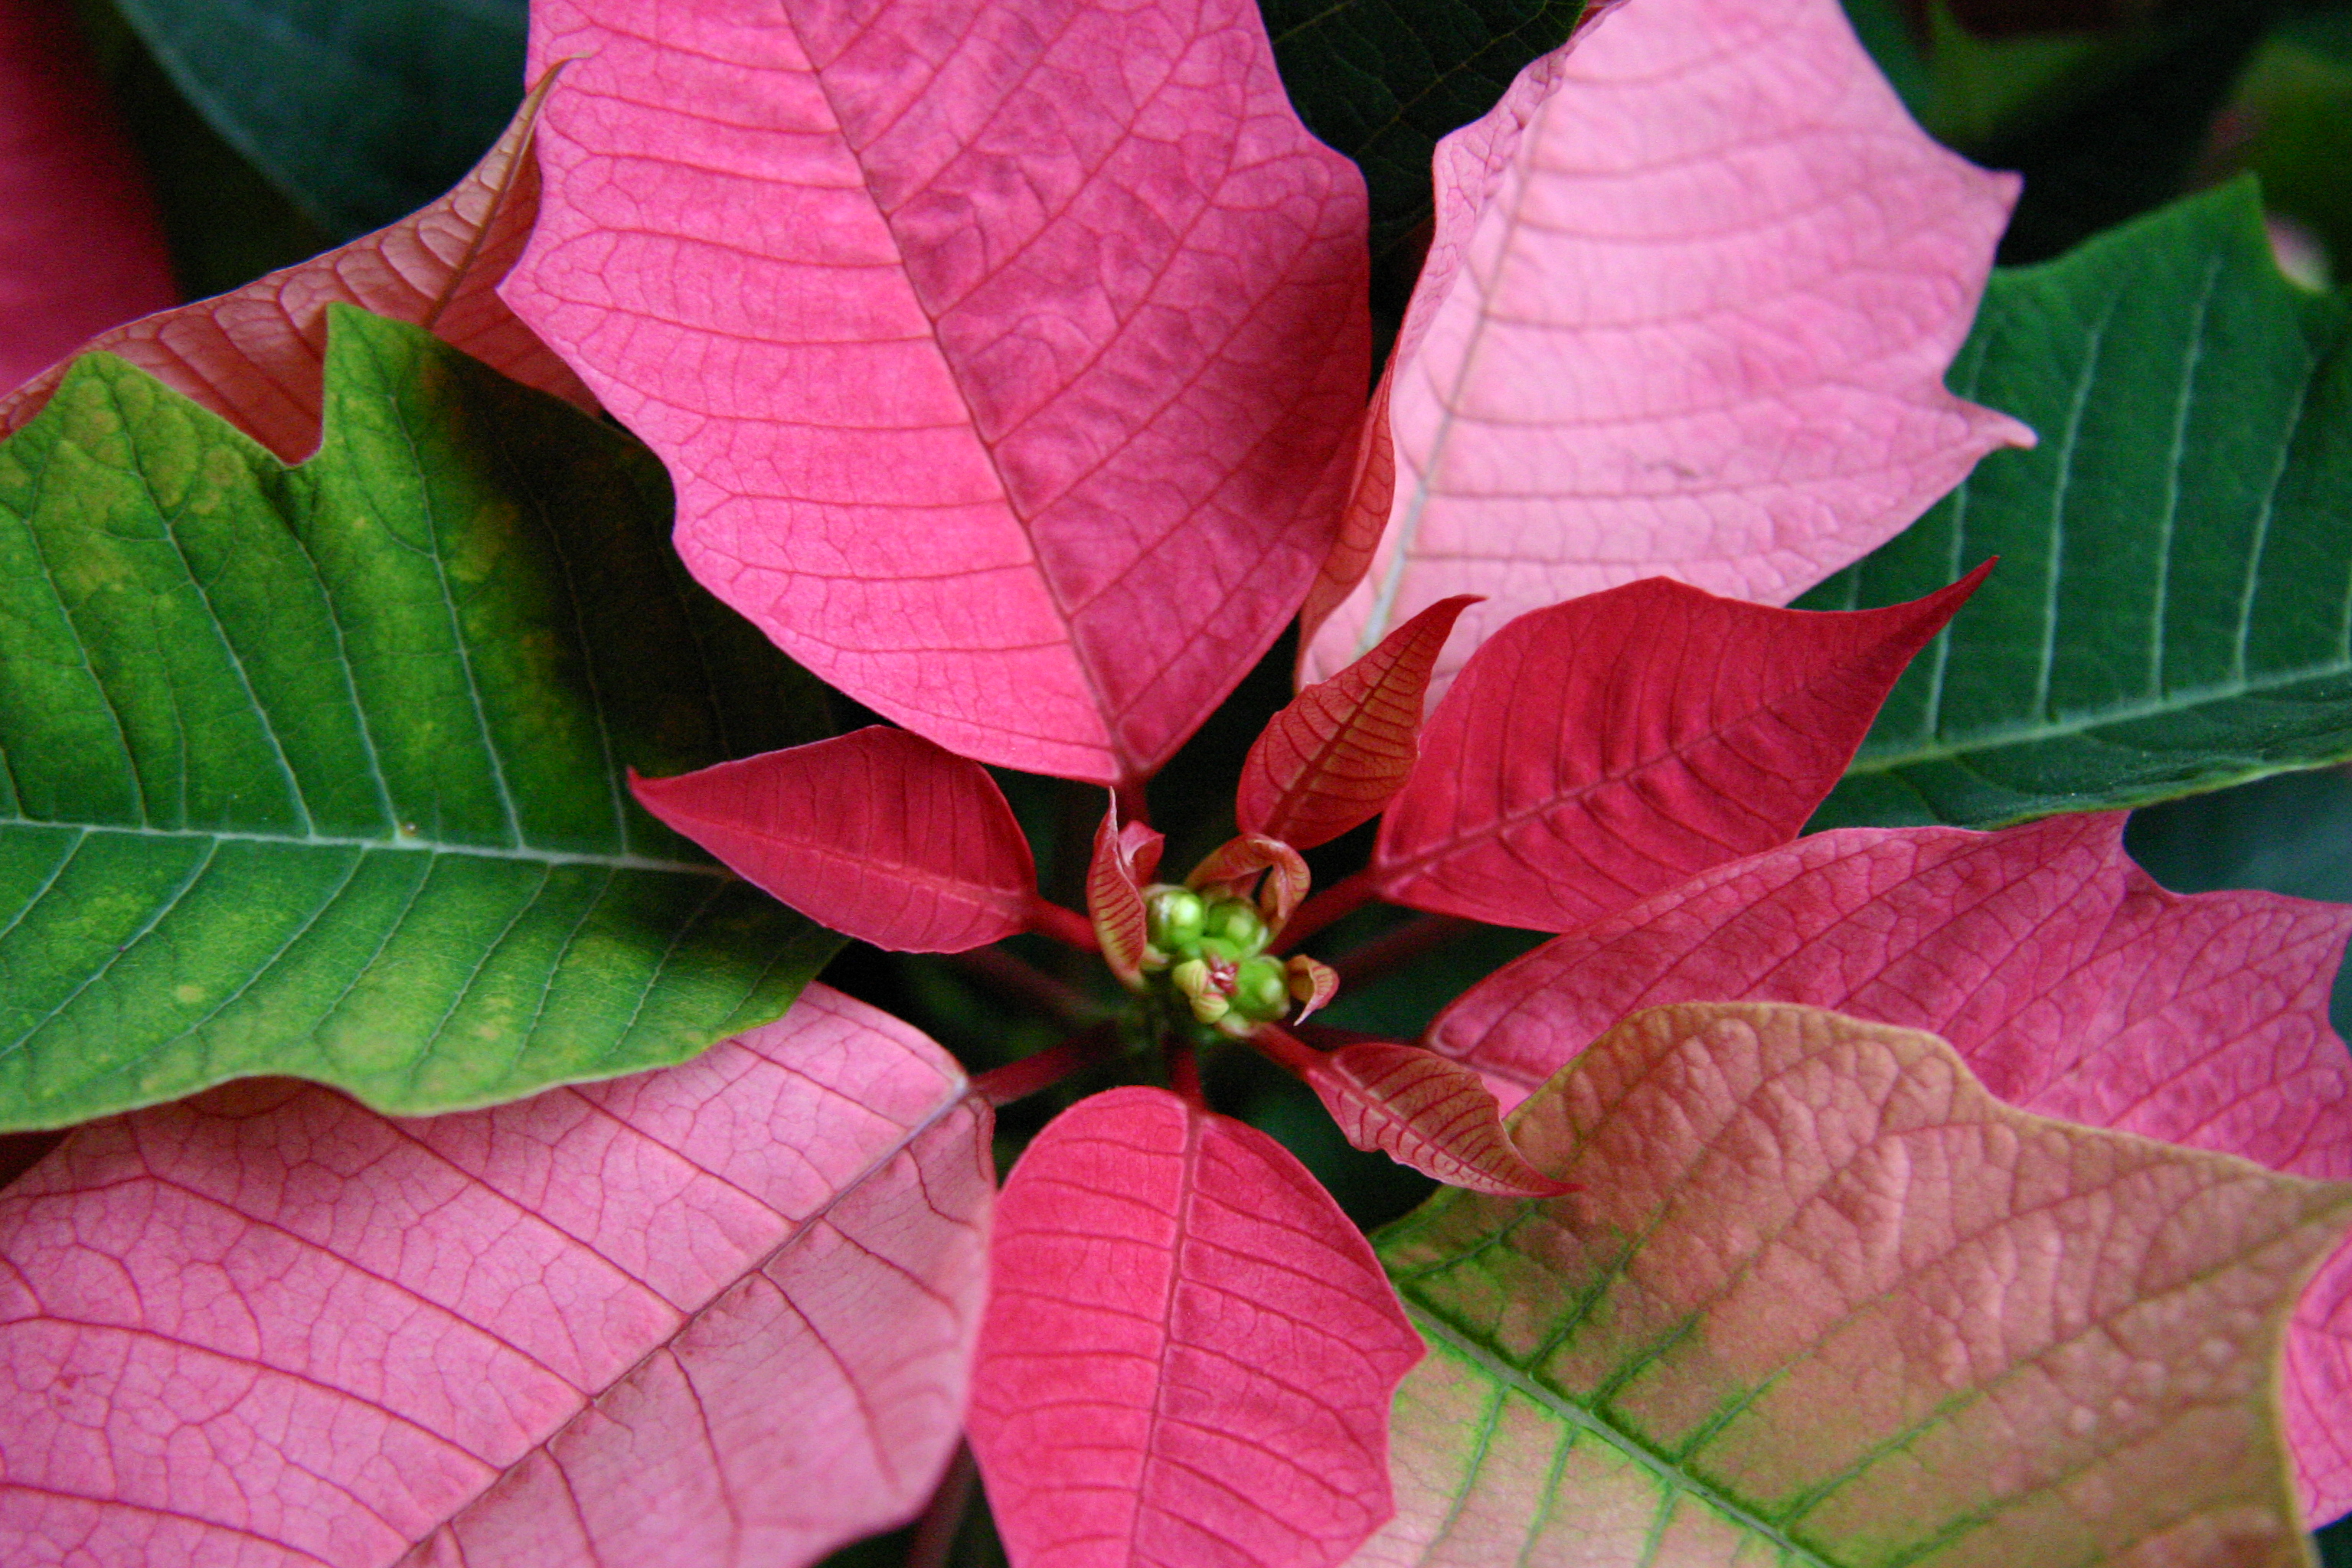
top-left (1088, 798), bottom-right (1165, 988)
top-left (506, 0), bottom-right (1370, 786)
top-left (968, 1086), bottom-right (1423, 1568)
top-left (0, 988), bottom-right (993, 1568)
top-left (1300, 1038), bottom-right (1569, 1197)
top-left (1239, 595), bottom-right (1476, 851)
top-left (632, 727), bottom-right (1039, 953)
top-left (1372, 567), bottom-right (1988, 930)
top-left (1187, 833), bottom-right (1313, 932)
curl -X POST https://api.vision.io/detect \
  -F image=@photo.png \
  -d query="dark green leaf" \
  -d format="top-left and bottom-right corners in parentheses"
top-left (0, 305), bottom-right (837, 1129)
top-left (1257, 0), bottom-right (1592, 315)
top-left (105, 0), bottom-right (525, 237)
top-left (1803, 180), bottom-right (2352, 829)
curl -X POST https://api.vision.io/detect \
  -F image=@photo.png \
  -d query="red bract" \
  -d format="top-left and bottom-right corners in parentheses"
top-left (633, 727), bottom-right (1044, 952)
top-left (1355, 567), bottom-right (1987, 933)
top-left (1238, 595), bottom-right (1475, 851)
top-left (969, 1088), bottom-right (1421, 1568)
top-left (0, 0), bottom-right (174, 392)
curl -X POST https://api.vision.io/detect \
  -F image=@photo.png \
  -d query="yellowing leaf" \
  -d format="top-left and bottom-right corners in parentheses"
top-left (1363, 1003), bottom-right (2352, 1566)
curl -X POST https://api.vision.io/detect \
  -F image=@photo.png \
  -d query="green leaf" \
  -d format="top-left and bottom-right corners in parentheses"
top-left (1256, 0), bottom-right (1592, 310)
top-left (1802, 180), bottom-right (2352, 831)
top-left (1367, 1003), bottom-right (2348, 1566)
top-left (0, 304), bottom-right (838, 1130)
top-left (104, 0), bottom-right (525, 237)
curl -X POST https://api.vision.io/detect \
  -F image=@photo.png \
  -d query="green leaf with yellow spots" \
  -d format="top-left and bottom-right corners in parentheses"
top-left (0, 305), bottom-right (838, 1129)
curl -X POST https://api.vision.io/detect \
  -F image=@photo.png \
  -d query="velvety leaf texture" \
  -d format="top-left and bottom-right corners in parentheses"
top-left (1254, 0), bottom-right (1597, 288)
top-left (633, 727), bottom-right (1040, 954)
top-left (1425, 810), bottom-right (2352, 1522)
top-left (0, 307), bottom-right (835, 1128)
top-left (1302, 1040), bottom-right (1567, 1196)
top-left (1363, 1003), bottom-right (2352, 1566)
top-left (970, 1086), bottom-right (1423, 1568)
top-left (1302, 0), bottom-right (2029, 693)
top-left (111, 0), bottom-right (525, 237)
top-left (0, 985), bottom-right (994, 1568)
top-left (1370, 570), bottom-right (1982, 931)
top-left (0, 105), bottom-right (590, 465)
top-left (1239, 594), bottom-right (1473, 851)
top-left (508, 0), bottom-right (1370, 787)
top-left (0, 0), bottom-right (176, 391)
top-left (1805, 180), bottom-right (2352, 828)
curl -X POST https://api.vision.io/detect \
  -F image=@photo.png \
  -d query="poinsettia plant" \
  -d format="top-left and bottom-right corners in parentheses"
top-left (5, 0), bottom-right (2352, 1563)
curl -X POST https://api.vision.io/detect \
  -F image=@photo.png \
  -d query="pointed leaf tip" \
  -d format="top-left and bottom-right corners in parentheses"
top-left (632, 727), bottom-right (1037, 953)
top-left (1373, 567), bottom-right (1986, 932)
top-left (1302, 0), bottom-right (2031, 696)
top-left (1308, 1040), bottom-right (1569, 1197)
top-left (1240, 595), bottom-right (1477, 851)
top-left (969, 1086), bottom-right (1422, 1568)
top-left (507, 0), bottom-right (1369, 785)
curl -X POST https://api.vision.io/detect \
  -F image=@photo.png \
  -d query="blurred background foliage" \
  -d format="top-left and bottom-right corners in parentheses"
top-left (29, 0), bottom-right (2352, 1556)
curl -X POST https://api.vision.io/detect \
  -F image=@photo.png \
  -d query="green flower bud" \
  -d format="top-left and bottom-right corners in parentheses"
top-left (1200, 897), bottom-right (1267, 956)
top-left (1230, 956), bottom-right (1290, 1021)
top-left (1145, 885), bottom-right (1206, 951)
top-left (1169, 958), bottom-right (1214, 1001)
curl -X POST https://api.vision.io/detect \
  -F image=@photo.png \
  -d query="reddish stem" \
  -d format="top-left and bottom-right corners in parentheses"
top-left (903, 1443), bottom-right (976, 1568)
top-left (1274, 866), bottom-right (1381, 952)
top-left (1027, 897), bottom-right (1099, 952)
top-left (946, 944), bottom-right (1093, 1031)
top-left (972, 1021), bottom-right (1125, 1106)
top-left (1114, 776), bottom-right (1152, 828)
top-left (1296, 1021), bottom-right (1401, 1051)
top-left (1246, 1022), bottom-right (1325, 1080)
top-left (1328, 913), bottom-right (1476, 987)
top-left (1165, 1038), bottom-right (1207, 1111)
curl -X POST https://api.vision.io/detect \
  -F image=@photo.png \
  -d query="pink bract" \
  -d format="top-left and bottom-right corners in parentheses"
top-left (1301, 0), bottom-right (2033, 693)
top-left (968, 1086), bottom-right (1423, 1568)
top-left (1428, 812), bottom-right (2352, 1521)
top-left (0, 987), bottom-right (991, 1567)
top-left (505, 0), bottom-right (1370, 789)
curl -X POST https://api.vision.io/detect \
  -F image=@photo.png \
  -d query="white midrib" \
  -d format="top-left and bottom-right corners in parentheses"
top-left (0, 818), bottom-right (727, 876)
top-left (1850, 650), bottom-right (2352, 774)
